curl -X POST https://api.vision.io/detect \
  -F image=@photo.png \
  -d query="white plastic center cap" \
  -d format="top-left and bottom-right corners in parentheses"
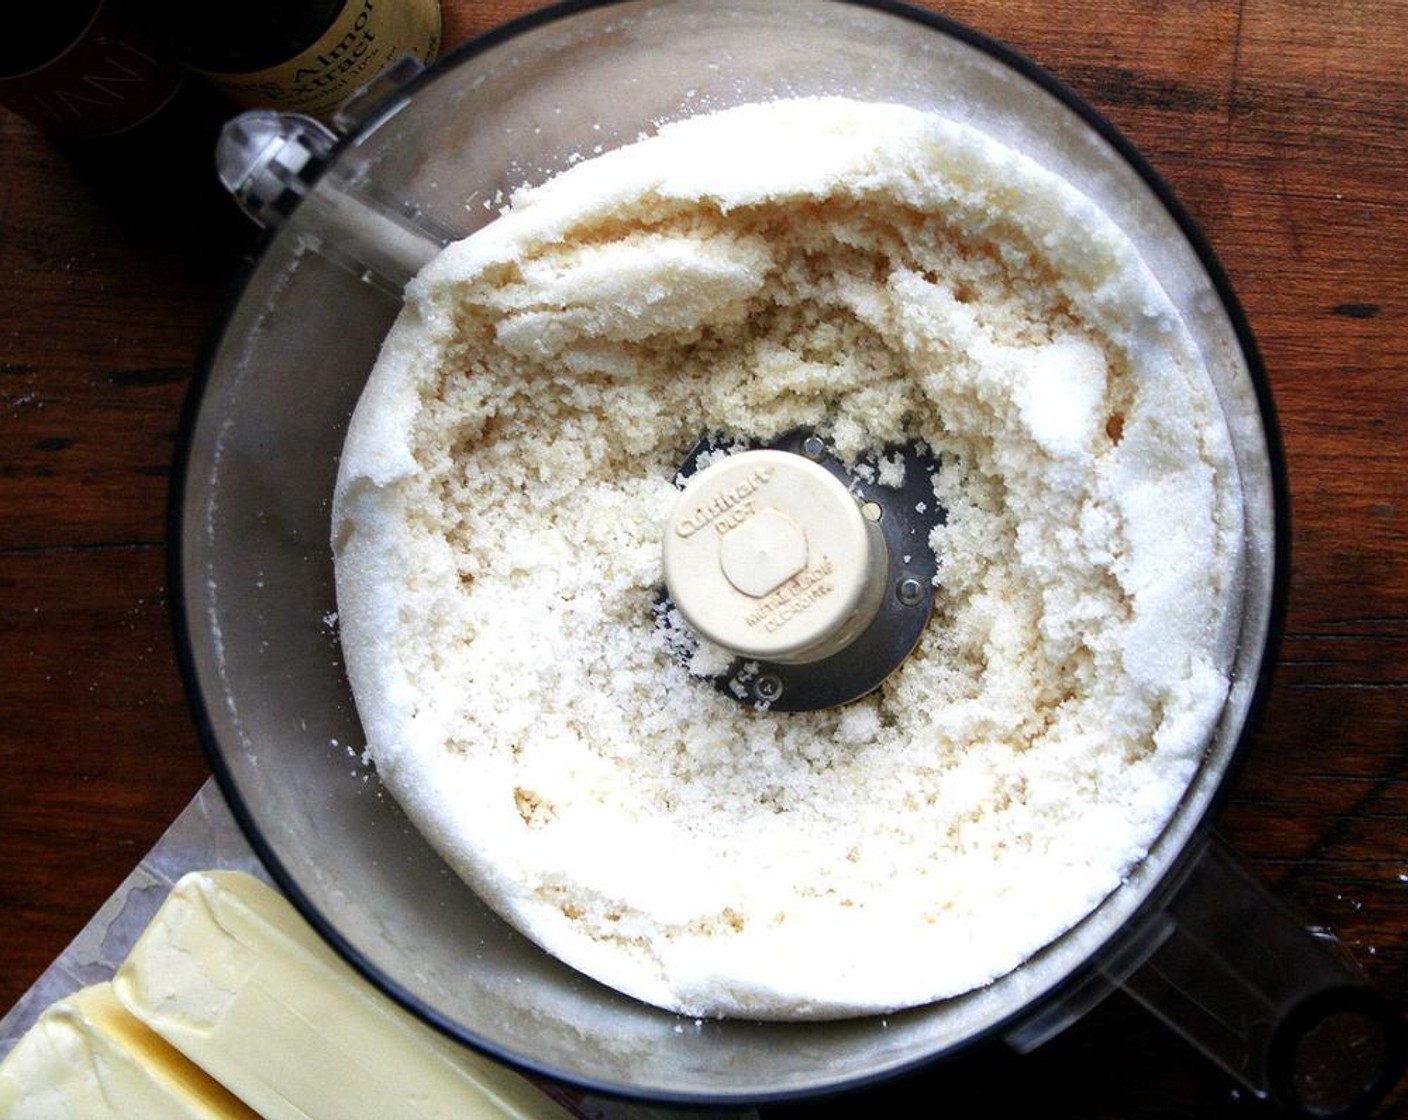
top-left (718, 507), bottom-right (808, 597)
top-left (663, 449), bottom-right (887, 664)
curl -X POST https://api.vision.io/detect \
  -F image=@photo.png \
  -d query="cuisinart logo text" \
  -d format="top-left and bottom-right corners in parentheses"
top-left (674, 466), bottom-right (774, 539)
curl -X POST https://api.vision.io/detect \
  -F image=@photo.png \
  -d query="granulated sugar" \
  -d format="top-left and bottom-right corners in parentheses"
top-left (331, 97), bottom-right (1243, 1019)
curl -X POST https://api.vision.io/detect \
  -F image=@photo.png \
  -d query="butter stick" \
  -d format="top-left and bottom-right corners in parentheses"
top-left (0, 982), bottom-right (260, 1119)
top-left (113, 870), bottom-right (576, 1120)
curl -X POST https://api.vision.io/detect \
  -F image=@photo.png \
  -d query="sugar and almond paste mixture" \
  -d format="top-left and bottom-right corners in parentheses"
top-left (331, 97), bottom-right (1243, 1019)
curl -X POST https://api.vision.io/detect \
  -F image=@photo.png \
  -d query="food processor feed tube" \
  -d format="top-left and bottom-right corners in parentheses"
top-left (185, 3), bottom-right (1404, 1114)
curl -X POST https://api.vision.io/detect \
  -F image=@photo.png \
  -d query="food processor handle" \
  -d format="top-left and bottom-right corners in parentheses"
top-left (215, 106), bottom-right (452, 295)
top-left (1119, 836), bottom-right (1406, 1117)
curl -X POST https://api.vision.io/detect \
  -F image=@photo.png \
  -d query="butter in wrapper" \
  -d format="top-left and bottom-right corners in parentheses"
top-left (111, 869), bottom-right (576, 1120)
top-left (0, 981), bottom-right (260, 1119)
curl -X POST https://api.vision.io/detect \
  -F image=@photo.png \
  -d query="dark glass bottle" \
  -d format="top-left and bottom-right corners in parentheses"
top-left (131, 0), bottom-right (442, 120)
top-left (0, 2), bottom-right (186, 140)
top-left (148, 0), bottom-right (346, 73)
top-left (0, 6), bottom-right (106, 77)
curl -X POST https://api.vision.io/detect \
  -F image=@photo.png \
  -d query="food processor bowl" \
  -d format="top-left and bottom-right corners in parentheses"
top-left (169, 0), bottom-right (1403, 1113)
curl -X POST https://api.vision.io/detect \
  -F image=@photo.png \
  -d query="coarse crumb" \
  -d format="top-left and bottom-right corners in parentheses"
top-left (331, 97), bottom-right (1242, 1019)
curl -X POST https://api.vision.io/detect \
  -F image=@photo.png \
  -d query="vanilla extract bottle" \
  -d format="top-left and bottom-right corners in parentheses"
top-left (0, 2), bottom-right (186, 139)
top-left (136, 0), bottom-right (442, 121)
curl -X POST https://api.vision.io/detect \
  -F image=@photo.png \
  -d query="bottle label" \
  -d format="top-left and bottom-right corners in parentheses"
top-left (196, 0), bottom-right (442, 120)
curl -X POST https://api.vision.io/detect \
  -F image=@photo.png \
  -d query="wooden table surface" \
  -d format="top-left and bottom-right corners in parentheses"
top-left (1, 1), bottom-right (1403, 1116)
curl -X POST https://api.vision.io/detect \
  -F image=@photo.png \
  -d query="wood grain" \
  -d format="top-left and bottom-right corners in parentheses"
top-left (1, 2), bottom-right (1403, 1116)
